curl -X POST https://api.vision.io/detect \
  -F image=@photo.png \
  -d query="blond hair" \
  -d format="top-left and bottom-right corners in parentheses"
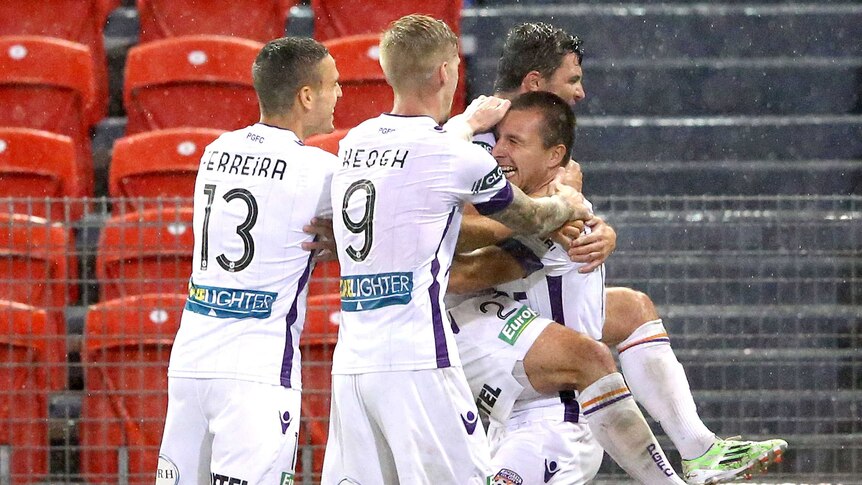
top-left (380, 14), bottom-right (458, 91)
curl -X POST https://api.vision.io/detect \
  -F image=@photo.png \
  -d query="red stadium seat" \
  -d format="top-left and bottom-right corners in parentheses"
top-left (0, 302), bottom-right (51, 484)
top-left (323, 35), bottom-right (391, 129)
top-left (311, 0), bottom-right (462, 41)
top-left (79, 293), bottom-right (184, 485)
top-left (0, 1), bottom-right (110, 121)
top-left (137, 0), bottom-right (299, 43)
top-left (109, 128), bottom-right (223, 213)
top-left (298, 293), bottom-right (340, 481)
top-left (96, 208), bottom-right (194, 301)
top-left (323, 34), bottom-right (465, 129)
top-left (124, 35), bottom-right (262, 135)
top-left (305, 128), bottom-right (347, 156)
top-left (0, 213), bottom-right (76, 388)
top-left (0, 128), bottom-right (85, 220)
top-left (308, 260), bottom-right (341, 298)
top-left (0, 36), bottom-right (96, 195)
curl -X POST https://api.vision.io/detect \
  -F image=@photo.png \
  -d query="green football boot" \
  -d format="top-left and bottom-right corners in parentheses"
top-left (682, 436), bottom-right (787, 484)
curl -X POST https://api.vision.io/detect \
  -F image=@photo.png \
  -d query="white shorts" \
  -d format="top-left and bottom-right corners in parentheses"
top-left (321, 367), bottom-right (492, 485)
top-left (449, 293), bottom-right (555, 424)
top-left (157, 377), bottom-right (301, 485)
top-left (488, 411), bottom-right (604, 485)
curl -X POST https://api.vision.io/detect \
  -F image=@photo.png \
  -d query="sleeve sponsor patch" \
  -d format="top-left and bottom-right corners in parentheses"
top-left (497, 306), bottom-right (539, 345)
top-left (472, 165), bottom-right (505, 194)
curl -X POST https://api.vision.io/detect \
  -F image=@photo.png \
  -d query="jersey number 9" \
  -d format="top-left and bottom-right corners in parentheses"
top-left (341, 179), bottom-right (376, 262)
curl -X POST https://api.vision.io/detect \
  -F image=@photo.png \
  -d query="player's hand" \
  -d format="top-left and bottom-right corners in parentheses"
top-left (550, 168), bottom-right (590, 222)
top-left (550, 221), bottom-right (585, 248)
top-left (559, 159), bottom-right (583, 192)
top-left (568, 216), bottom-right (616, 273)
top-left (302, 217), bottom-right (337, 261)
top-left (462, 95), bottom-right (511, 134)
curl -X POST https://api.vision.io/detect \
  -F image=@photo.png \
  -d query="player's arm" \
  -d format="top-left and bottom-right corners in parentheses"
top-left (449, 238), bottom-right (545, 294)
top-left (486, 181), bottom-right (589, 238)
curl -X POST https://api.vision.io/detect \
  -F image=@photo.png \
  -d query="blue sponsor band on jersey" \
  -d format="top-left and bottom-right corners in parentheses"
top-left (340, 272), bottom-right (413, 312)
top-left (185, 280), bottom-right (278, 319)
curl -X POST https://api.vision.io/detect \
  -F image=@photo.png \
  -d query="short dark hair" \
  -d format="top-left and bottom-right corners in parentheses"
top-left (252, 37), bottom-right (329, 116)
top-left (494, 22), bottom-right (584, 93)
top-left (508, 91), bottom-right (576, 163)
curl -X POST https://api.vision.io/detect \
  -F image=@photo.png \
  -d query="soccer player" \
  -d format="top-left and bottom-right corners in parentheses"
top-left (157, 37), bottom-right (342, 484)
top-left (452, 91), bottom-right (689, 484)
top-left (321, 15), bottom-right (591, 485)
top-left (452, 23), bottom-right (787, 484)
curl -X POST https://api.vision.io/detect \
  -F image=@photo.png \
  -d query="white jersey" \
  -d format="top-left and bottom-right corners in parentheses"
top-left (472, 131), bottom-right (606, 420)
top-left (169, 123), bottom-right (337, 389)
top-left (331, 114), bottom-right (514, 374)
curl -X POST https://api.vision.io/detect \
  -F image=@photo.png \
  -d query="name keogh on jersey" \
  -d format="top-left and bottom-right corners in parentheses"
top-left (342, 148), bottom-right (408, 169)
top-left (201, 150), bottom-right (288, 180)
top-left (185, 280), bottom-right (278, 319)
top-left (472, 166), bottom-right (504, 194)
top-left (497, 306), bottom-right (539, 345)
top-left (340, 272), bottom-right (413, 312)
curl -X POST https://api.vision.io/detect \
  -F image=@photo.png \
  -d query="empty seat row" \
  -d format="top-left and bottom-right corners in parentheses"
top-left (1, 34), bottom-right (451, 206)
top-left (0, 292), bottom-right (340, 484)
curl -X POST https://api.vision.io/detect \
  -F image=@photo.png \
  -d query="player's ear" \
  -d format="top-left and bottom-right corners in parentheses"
top-left (436, 61), bottom-right (449, 87)
top-left (521, 71), bottom-right (543, 92)
top-left (297, 85), bottom-right (314, 110)
top-left (547, 144), bottom-right (567, 169)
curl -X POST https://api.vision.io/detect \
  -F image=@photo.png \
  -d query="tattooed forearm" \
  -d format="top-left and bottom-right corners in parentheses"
top-left (488, 184), bottom-right (586, 237)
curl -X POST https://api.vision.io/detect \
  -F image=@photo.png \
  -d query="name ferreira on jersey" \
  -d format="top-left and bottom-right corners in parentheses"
top-left (201, 150), bottom-right (288, 180)
top-left (342, 148), bottom-right (409, 169)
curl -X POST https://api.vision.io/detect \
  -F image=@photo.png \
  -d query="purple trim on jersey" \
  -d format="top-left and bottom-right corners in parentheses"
top-left (474, 182), bottom-right (514, 216)
top-left (280, 250), bottom-right (316, 388)
top-left (429, 208), bottom-right (457, 368)
top-left (546, 275), bottom-right (565, 325)
top-left (496, 238), bottom-right (544, 277)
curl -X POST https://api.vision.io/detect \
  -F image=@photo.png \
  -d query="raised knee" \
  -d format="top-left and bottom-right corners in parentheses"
top-left (578, 338), bottom-right (616, 375)
top-left (617, 287), bottom-right (659, 324)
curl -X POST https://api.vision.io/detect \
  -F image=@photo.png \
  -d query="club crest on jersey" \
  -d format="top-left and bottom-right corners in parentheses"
top-left (340, 272), bottom-right (413, 312)
top-left (156, 455), bottom-right (179, 485)
top-left (498, 306), bottom-right (538, 345)
top-left (490, 468), bottom-right (524, 485)
top-left (472, 166), bottom-right (504, 194)
top-left (185, 280), bottom-right (277, 319)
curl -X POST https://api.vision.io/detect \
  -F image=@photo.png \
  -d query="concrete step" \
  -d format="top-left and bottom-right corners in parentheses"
top-left (573, 58), bottom-right (862, 116)
top-left (584, 160), bottom-right (862, 196)
top-left (461, 4), bottom-right (862, 62)
top-left (605, 253), bottom-right (861, 305)
top-left (658, 304), bottom-right (861, 350)
top-left (599, 201), bottom-right (862, 252)
top-left (573, 115), bottom-right (862, 161)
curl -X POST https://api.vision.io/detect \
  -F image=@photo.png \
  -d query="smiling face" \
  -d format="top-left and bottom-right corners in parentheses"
top-left (492, 108), bottom-right (565, 194)
top-left (535, 52), bottom-right (585, 106)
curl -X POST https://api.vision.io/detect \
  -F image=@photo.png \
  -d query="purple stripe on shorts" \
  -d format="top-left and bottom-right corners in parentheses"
top-left (280, 250), bottom-right (316, 388)
top-left (429, 208), bottom-right (457, 368)
top-left (546, 275), bottom-right (565, 325)
top-left (474, 182), bottom-right (514, 215)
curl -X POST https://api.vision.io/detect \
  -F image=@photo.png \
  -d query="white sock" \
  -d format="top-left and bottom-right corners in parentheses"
top-left (579, 373), bottom-right (686, 484)
top-left (617, 320), bottom-right (716, 460)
